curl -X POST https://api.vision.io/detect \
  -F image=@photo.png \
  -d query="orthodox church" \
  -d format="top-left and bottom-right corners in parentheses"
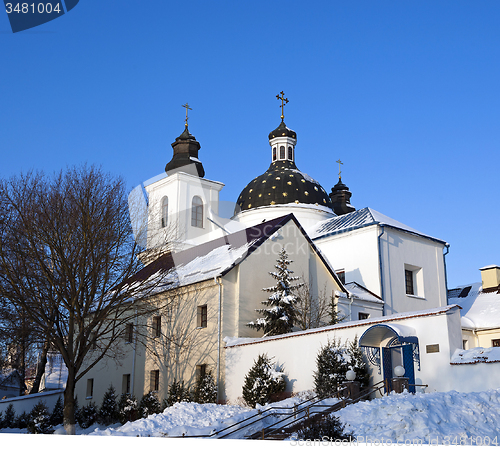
top-left (72, 94), bottom-right (496, 406)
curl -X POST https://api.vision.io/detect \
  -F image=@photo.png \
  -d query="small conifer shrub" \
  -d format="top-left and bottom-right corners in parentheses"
top-left (314, 339), bottom-right (349, 398)
top-left (164, 379), bottom-right (192, 407)
top-left (242, 354), bottom-right (286, 408)
top-left (193, 371), bottom-right (217, 404)
top-left (78, 402), bottom-right (98, 429)
top-left (2, 404), bottom-right (15, 428)
top-left (345, 336), bottom-right (370, 389)
top-left (297, 415), bottom-right (353, 441)
top-left (16, 411), bottom-right (29, 429)
top-left (49, 396), bottom-right (64, 426)
top-left (27, 401), bottom-right (53, 434)
top-left (117, 393), bottom-right (138, 424)
top-left (98, 385), bottom-right (119, 425)
top-left (139, 391), bottom-right (162, 419)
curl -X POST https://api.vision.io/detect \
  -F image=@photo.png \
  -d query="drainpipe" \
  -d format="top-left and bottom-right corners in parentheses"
top-left (443, 243), bottom-right (450, 305)
top-left (131, 305), bottom-right (138, 397)
top-left (348, 292), bottom-right (354, 322)
top-left (377, 225), bottom-right (386, 311)
top-left (214, 276), bottom-right (223, 403)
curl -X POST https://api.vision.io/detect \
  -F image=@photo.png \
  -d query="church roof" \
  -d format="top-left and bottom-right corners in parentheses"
top-left (124, 214), bottom-right (347, 294)
top-left (345, 281), bottom-right (384, 304)
top-left (235, 160), bottom-right (333, 213)
top-left (309, 206), bottom-right (447, 244)
top-left (268, 121), bottom-right (297, 140)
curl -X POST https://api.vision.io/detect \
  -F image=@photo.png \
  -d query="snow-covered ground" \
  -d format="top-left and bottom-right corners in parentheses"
top-left (336, 389), bottom-right (500, 445)
top-left (2, 389), bottom-right (500, 447)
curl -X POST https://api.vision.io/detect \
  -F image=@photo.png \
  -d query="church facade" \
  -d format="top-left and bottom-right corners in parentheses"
top-left (73, 96), bottom-right (487, 406)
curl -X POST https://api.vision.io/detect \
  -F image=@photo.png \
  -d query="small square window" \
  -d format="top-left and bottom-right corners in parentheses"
top-left (358, 312), bottom-right (370, 321)
top-left (336, 270), bottom-right (346, 285)
top-left (197, 305), bottom-right (208, 328)
top-left (86, 379), bottom-right (94, 399)
top-left (492, 339), bottom-right (500, 348)
top-left (152, 316), bottom-right (161, 338)
top-left (150, 370), bottom-right (159, 392)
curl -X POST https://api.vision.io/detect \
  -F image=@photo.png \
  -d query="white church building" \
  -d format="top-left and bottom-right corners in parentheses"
top-left (71, 98), bottom-right (500, 406)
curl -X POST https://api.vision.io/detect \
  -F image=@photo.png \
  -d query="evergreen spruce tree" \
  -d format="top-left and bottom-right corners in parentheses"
top-left (193, 372), bottom-right (217, 404)
top-left (49, 396), bottom-right (64, 426)
top-left (0, 411), bottom-right (3, 428)
top-left (345, 336), bottom-right (370, 388)
top-left (165, 379), bottom-right (192, 407)
top-left (98, 384), bottom-right (119, 425)
top-left (78, 402), bottom-right (98, 429)
top-left (247, 248), bottom-right (303, 336)
top-left (117, 393), bottom-right (138, 424)
top-left (242, 354), bottom-right (286, 408)
top-left (27, 401), bottom-right (53, 434)
top-left (313, 339), bottom-right (349, 398)
top-left (3, 404), bottom-right (15, 428)
top-left (73, 396), bottom-right (82, 426)
top-left (297, 415), bottom-right (353, 441)
top-left (139, 391), bottom-right (162, 419)
top-left (328, 295), bottom-right (346, 325)
top-left (15, 411), bottom-right (29, 429)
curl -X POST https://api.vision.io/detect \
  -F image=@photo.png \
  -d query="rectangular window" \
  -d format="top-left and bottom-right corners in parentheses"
top-left (86, 379), bottom-right (94, 399)
top-left (122, 374), bottom-right (131, 394)
top-left (492, 339), bottom-right (500, 347)
top-left (152, 316), bottom-right (161, 338)
top-left (150, 370), bottom-right (159, 392)
top-left (336, 270), bottom-right (346, 285)
top-left (125, 323), bottom-right (134, 343)
top-left (358, 312), bottom-right (370, 321)
top-left (463, 340), bottom-right (468, 350)
top-left (196, 364), bottom-right (207, 383)
top-left (197, 305), bottom-right (208, 328)
top-left (405, 269), bottom-right (414, 295)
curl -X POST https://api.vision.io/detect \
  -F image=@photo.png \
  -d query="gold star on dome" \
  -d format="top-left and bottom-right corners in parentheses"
top-left (287, 181), bottom-right (292, 185)
top-left (283, 192), bottom-right (288, 197)
top-left (270, 201), bottom-right (276, 205)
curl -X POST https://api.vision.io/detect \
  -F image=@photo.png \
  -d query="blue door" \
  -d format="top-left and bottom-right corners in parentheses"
top-left (402, 344), bottom-right (416, 393)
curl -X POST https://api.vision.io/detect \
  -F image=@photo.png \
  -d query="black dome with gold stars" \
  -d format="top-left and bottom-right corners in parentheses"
top-left (235, 160), bottom-right (333, 213)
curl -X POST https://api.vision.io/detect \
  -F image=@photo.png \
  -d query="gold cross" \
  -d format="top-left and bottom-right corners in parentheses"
top-left (182, 103), bottom-right (192, 127)
top-left (336, 159), bottom-right (343, 180)
top-left (276, 91), bottom-right (289, 121)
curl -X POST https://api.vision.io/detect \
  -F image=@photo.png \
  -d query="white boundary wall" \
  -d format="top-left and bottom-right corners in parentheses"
top-left (224, 306), bottom-right (500, 403)
top-left (0, 389), bottom-right (64, 416)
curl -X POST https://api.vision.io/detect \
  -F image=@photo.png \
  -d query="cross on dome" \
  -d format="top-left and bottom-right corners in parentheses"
top-left (181, 102), bottom-right (192, 127)
top-left (276, 91), bottom-right (289, 121)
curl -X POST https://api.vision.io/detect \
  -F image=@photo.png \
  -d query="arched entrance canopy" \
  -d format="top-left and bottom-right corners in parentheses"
top-left (359, 323), bottom-right (418, 348)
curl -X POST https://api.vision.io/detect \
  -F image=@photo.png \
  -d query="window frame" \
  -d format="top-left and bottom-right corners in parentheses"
top-left (122, 374), bottom-right (131, 394)
top-left (161, 196), bottom-right (168, 228)
top-left (125, 323), bottom-right (134, 343)
top-left (152, 316), bottom-right (161, 338)
top-left (492, 339), bottom-right (500, 348)
top-left (197, 305), bottom-right (208, 328)
top-left (405, 269), bottom-right (414, 296)
top-left (86, 378), bottom-right (94, 399)
top-left (191, 196), bottom-right (203, 228)
top-left (358, 312), bottom-right (370, 321)
top-left (150, 369), bottom-right (159, 392)
top-left (279, 146), bottom-right (285, 160)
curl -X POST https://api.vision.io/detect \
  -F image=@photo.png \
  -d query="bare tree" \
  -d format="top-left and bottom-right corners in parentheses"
top-left (0, 166), bottom-right (167, 434)
top-left (295, 277), bottom-right (345, 330)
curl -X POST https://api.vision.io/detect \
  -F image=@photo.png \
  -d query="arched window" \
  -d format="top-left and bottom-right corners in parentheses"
top-left (288, 146), bottom-right (293, 160)
top-left (161, 197), bottom-right (168, 228)
top-left (280, 146), bottom-right (285, 159)
top-left (191, 196), bottom-right (203, 228)
top-left (273, 147), bottom-right (277, 161)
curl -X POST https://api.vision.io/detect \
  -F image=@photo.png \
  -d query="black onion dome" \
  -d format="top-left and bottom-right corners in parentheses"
top-left (235, 160), bottom-right (333, 213)
top-left (268, 121), bottom-right (297, 140)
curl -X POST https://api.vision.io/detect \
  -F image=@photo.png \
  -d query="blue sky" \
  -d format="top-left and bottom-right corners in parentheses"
top-left (1, 1), bottom-right (499, 288)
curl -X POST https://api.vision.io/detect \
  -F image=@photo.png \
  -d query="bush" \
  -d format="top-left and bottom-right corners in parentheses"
top-left (50, 396), bottom-right (64, 426)
top-left (164, 379), bottom-right (191, 408)
top-left (242, 354), bottom-right (286, 408)
top-left (193, 372), bottom-right (217, 404)
top-left (297, 415), bottom-right (353, 441)
top-left (78, 402), bottom-right (98, 429)
top-left (27, 401), bottom-right (53, 434)
top-left (314, 339), bottom-right (348, 399)
top-left (98, 385), bottom-right (118, 425)
top-left (15, 411), bottom-right (29, 429)
top-left (118, 393), bottom-right (138, 424)
top-left (2, 404), bottom-right (16, 428)
top-left (139, 392), bottom-right (162, 419)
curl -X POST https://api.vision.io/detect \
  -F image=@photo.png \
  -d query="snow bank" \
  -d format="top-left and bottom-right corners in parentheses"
top-left (451, 347), bottom-right (500, 364)
top-left (336, 389), bottom-right (500, 444)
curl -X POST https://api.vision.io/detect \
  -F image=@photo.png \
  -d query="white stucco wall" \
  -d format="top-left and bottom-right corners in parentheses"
top-left (223, 306), bottom-right (500, 403)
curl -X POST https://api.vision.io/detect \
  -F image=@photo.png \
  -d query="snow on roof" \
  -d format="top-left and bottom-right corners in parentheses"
top-left (345, 281), bottom-right (384, 304)
top-left (0, 369), bottom-right (21, 388)
top-left (308, 207), bottom-right (446, 244)
top-left (448, 282), bottom-right (500, 329)
top-left (451, 347), bottom-right (500, 364)
top-left (225, 305), bottom-right (459, 348)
